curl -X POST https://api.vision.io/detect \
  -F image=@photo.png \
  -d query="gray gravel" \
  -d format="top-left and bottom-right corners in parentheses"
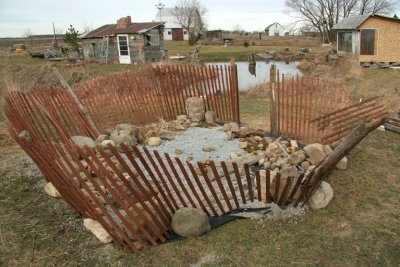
top-left (145, 127), bottom-right (243, 163)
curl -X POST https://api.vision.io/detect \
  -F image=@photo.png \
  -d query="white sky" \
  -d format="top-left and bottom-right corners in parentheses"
top-left (0, 0), bottom-right (399, 37)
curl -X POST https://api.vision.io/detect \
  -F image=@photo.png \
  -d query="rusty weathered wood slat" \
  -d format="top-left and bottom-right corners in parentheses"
top-left (274, 172), bottom-right (281, 202)
top-left (209, 161), bottom-right (233, 211)
top-left (175, 157), bottom-right (210, 215)
top-left (187, 162), bottom-right (219, 216)
top-left (278, 176), bottom-right (294, 207)
top-left (220, 161), bottom-right (240, 209)
top-left (265, 169), bottom-right (271, 203)
top-left (244, 164), bottom-right (254, 202)
top-left (142, 147), bottom-right (178, 211)
top-left (287, 173), bottom-right (305, 204)
top-left (197, 162), bottom-right (226, 214)
top-left (255, 171), bottom-right (262, 201)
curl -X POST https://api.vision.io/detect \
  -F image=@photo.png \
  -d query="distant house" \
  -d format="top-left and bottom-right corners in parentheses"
top-left (332, 13), bottom-right (400, 63)
top-left (81, 16), bottom-right (165, 64)
top-left (155, 8), bottom-right (189, 41)
top-left (206, 30), bottom-right (223, 41)
top-left (265, 22), bottom-right (285, 37)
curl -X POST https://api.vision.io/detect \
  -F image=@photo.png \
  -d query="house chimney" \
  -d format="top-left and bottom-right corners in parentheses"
top-left (116, 16), bottom-right (132, 28)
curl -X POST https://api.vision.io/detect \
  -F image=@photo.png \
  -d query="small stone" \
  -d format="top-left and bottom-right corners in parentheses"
top-left (324, 145), bottom-right (333, 156)
top-left (44, 182), bottom-right (61, 198)
top-left (303, 143), bottom-right (326, 165)
top-left (83, 218), bottom-right (112, 243)
top-left (239, 141), bottom-right (248, 149)
top-left (254, 136), bottom-right (263, 142)
top-left (18, 130), bottom-right (33, 142)
top-left (97, 134), bottom-right (107, 142)
top-left (269, 157), bottom-right (277, 163)
top-left (290, 140), bottom-right (298, 148)
top-left (301, 161), bottom-right (311, 170)
top-left (205, 111), bottom-right (216, 124)
top-left (336, 157), bottom-right (348, 170)
top-left (258, 158), bottom-right (265, 166)
top-left (222, 123), bottom-right (231, 132)
top-left (175, 148), bottom-right (183, 155)
top-left (148, 137), bottom-right (162, 147)
top-left (171, 208), bottom-right (210, 238)
top-left (202, 146), bottom-right (215, 152)
top-left (225, 131), bottom-right (234, 141)
top-left (101, 140), bottom-right (115, 149)
top-left (71, 136), bottom-right (96, 148)
top-left (177, 115), bottom-right (188, 121)
top-left (186, 156), bottom-right (194, 162)
top-left (271, 163), bottom-right (278, 170)
top-left (308, 165), bottom-right (316, 172)
top-left (230, 152), bottom-right (240, 160)
top-left (190, 122), bottom-right (200, 127)
top-left (116, 124), bottom-right (136, 135)
top-left (263, 161), bottom-right (271, 169)
top-left (230, 122), bottom-right (240, 132)
top-left (308, 181), bottom-right (333, 210)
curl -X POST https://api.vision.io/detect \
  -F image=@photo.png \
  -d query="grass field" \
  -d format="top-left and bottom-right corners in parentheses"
top-left (0, 49), bottom-right (399, 266)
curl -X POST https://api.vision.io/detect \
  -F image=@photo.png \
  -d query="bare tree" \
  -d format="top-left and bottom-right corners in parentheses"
top-left (22, 29), bottom-right (32, 38)
top-left (285, 0), bottom-right (394, 43)
top-left (172, 0), bottom-right (207, 45)
top-left (232, 24), bottom-right (244, 35)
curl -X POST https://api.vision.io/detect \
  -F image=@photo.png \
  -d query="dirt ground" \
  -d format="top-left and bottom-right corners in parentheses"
top-left (0, 55), bottom-right (400, 266)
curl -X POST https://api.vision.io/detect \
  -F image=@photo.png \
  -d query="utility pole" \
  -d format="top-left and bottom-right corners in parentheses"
top-left (155, 0), bottom-right (165, 22)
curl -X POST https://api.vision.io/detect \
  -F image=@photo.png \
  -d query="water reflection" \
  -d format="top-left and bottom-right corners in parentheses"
top-left (205, 61), bottom-right (302, 91)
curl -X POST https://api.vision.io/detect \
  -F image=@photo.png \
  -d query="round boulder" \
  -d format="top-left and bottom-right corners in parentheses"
top-left (171, 208), bottom-right (210, 238)
top-left (147, 137), bottom-right (162, 147)
top-left (308, 181), bottom-right (333, 210)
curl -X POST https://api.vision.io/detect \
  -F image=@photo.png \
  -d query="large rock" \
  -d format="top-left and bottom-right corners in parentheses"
top-left (186, 97), bottom-right (205, 121)
top-left (44, 182), bottom-right (61, 198)
top-left (308, 181), bottom-right (333, 210)
top-left (147, 137), bottom-right (162, 147)
top-left (71, 136), bottom-right (96, 148)
top-left (110, 127), bottom-right (137, 150)
top-left (171, 208), bottom-right (210, 238)
top-left (303, 143), bottom-right (326, 165)
top-left (83, 218), bottom-right (112, 243)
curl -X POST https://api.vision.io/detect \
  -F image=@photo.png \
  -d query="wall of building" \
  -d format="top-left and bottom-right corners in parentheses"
top-left (267, 23), bottom-right (285, 37)
top-left (358, 17), bottom-right (400, 62)
top-left (82, 31), bottom-right (164, 63)
top-left (163, 28), bottom-right (189, 41)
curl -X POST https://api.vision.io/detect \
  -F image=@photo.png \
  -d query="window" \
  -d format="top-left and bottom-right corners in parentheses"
top-left (360, 29), bottom-right (375, 55)
top-left (183, 31), bottom-right (187, 35)
top-left (338, 32), bottom-right (352, 53)
top-left (168, 31), bottom-right (172, 35)
top-left (117, 35), bottom-right (129, 55)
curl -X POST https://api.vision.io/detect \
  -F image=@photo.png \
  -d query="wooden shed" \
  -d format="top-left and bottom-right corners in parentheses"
top-left (333, 14), bottom-right (400, 63)
top-left (81, 16), bottom-right (165, 64)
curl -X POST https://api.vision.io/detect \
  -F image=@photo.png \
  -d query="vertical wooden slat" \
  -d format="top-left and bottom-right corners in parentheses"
top-left (220, 161), bottom-right (240, 209)
top-left (255, 171), bottom-right (261, 201)
top-left (187, 162), bottom-right (219, 216)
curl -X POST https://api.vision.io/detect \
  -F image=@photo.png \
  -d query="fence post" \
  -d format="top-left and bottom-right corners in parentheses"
top-left (230, 59), bottom-right (240, 124)
top-left (269, 64), bottom-right (278, 135)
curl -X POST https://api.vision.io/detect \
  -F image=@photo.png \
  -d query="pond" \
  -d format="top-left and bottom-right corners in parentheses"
top-left (205, 61), bottom-right (302, 91)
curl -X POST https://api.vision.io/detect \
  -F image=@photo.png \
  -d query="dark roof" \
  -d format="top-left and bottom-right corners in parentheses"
top-left (82, 22), bottom-right (164, 38)
top-left (333, 13), bottom-right (400, 30)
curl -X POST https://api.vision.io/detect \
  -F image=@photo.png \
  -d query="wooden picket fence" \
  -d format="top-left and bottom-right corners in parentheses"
top-left (5, 82), bottom-right (314, 250)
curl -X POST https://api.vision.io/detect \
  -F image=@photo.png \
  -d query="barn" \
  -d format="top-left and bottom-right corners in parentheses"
top-left (264, 22), bottom-right (285, 37)
top-left (81, 16), bottom-right (165, 64)
top-left (333, 14), bottom-right (400, 63)
top-left (155, 8), bottom-right (189, 41)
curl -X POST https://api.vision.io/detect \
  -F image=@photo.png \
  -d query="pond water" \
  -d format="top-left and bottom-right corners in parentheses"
top-left (205, 61), bottom-right (302, 91)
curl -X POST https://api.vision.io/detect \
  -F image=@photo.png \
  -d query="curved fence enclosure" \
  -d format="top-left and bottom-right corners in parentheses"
top-left (5, 64), bottom-right (384, 251)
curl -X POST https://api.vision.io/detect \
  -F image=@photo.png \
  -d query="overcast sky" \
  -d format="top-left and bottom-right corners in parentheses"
top-left (0, 0), bottom-right (399, 37)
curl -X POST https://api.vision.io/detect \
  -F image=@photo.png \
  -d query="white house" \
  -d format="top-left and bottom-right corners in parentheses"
top-left (265, 22), bottom-right (285, 37)
top-left (155, 8), bottom-right (189, 41)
